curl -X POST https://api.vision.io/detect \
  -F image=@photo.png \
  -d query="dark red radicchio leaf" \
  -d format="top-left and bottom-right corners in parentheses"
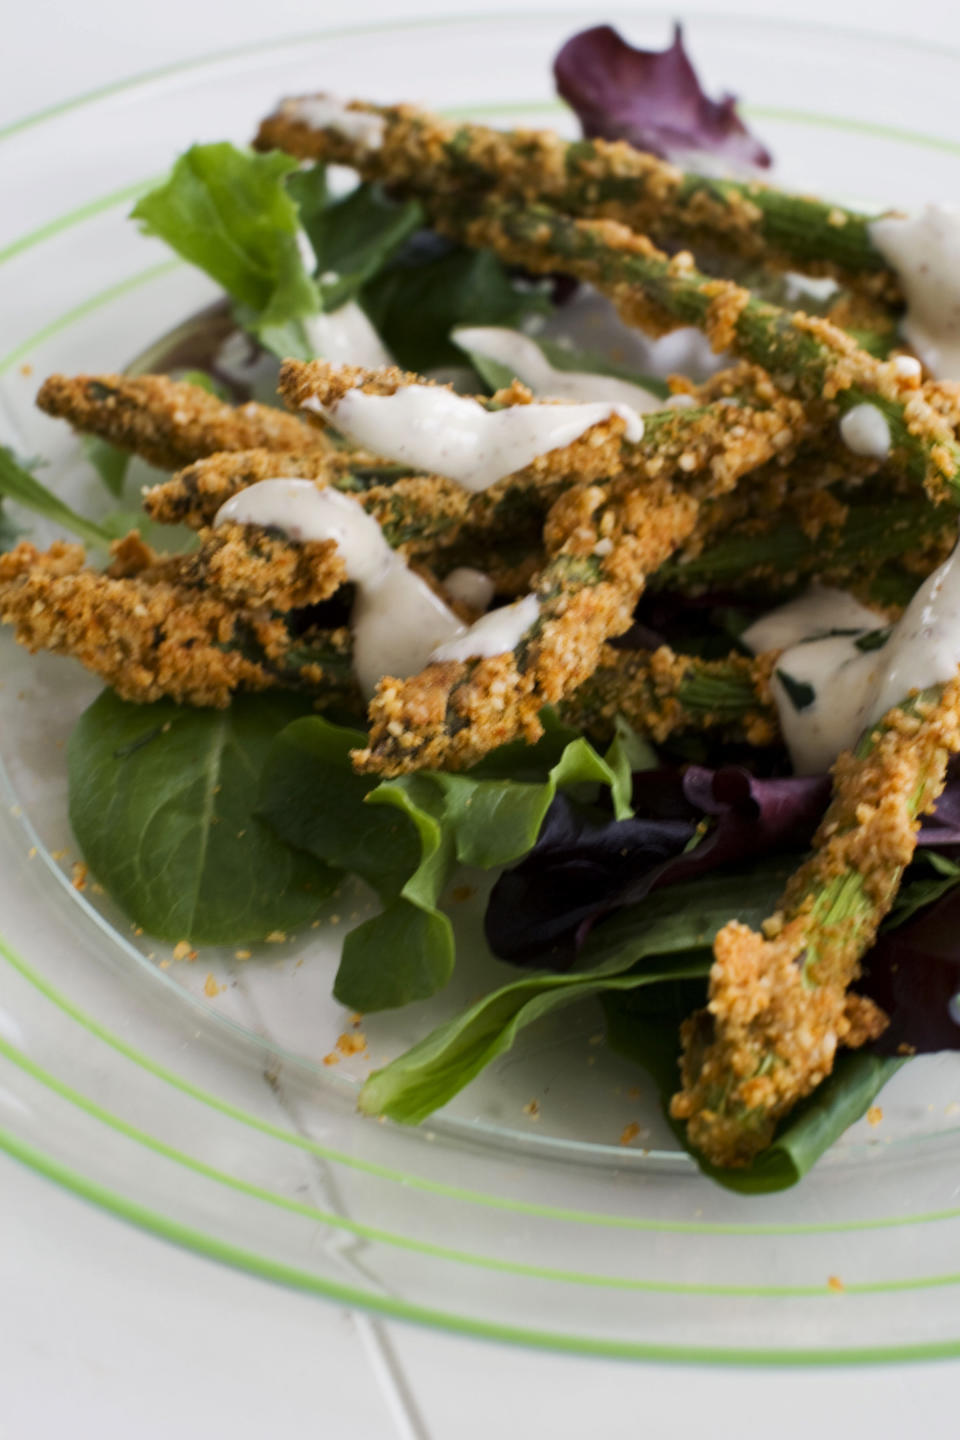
top-left (858, 889), bottom-right (960, 1056)
top-left (553, 23), bottom-right (772, 172)
top-left (484, 766), bottom-right (829, 971)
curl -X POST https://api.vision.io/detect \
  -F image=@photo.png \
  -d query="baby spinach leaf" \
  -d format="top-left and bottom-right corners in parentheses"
top-left (259, 715), bottom-right (633, 1012)
top-left (359, 859), bottom-right (793, 1122)
top-left (603, 996), bottom-right (903, 1193)
top-left (69, 691), bottom-right (338, 945)
top-left (306, 182), bottom-right (424, 311)
top-left (131, 143), bottom-right (320, 359)
top-left (0, 446), bottom-right (112, 549)
top-left (362, 242), bottom-right (550, 372)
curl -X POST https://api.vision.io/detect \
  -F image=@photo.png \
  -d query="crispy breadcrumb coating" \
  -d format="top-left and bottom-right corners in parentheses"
top-left (36, 373), bottom-right (324, 470)
top-left (0, 540), bottom-right (353, 707)
top-left (254, 99), bottom-right (897, 298)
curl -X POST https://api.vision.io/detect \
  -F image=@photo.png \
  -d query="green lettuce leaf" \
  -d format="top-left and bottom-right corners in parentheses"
top-left (131, 143), bottom-right (320, 359)
top-left (359, 859), bottom-right (793, 1123)
top-left (258, 713), bottom-right (632, 1011)
top-left (361, 244), bottom-right (551, 372)
top-left (304, 182), bottom-right (424, 311)
top-left (68, 691), bottom-right (339, 945)
top-left (0, 446), bottom-right (112, 549)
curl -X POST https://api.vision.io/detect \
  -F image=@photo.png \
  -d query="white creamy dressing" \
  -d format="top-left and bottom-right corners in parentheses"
top-left (839, 403), bottom-right (892, 459)
top-left (452, 326), bottom-right (663, 412)
top-left (281, 95), bottom-right (385, 149)
top-left (215, 479), bottom-right (464, 695)
top-left (304, 302), bottom-right (394, 368)
top-left (303, 385), bottom-right (644, 493)
top-left (430, 594), bottom-right (540, 664)
top-left (744, 550), bottom-right (960, 773)
top-left (535, 284), bottom-right (728, 382)
top-left (870, 205), bottom-right (960, 380)
top-left (442, 566), bottom-right (496, 612)
top-left (741, 586), bottom-right (882, 655)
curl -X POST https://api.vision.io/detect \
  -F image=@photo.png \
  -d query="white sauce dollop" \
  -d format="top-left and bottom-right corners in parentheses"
top-left (745, 546), bottom-right (960, 773)
top-left (304, 303), bottom-right (393, 368)
top-left (870, 205), bottom-right (960, 380)
top-left (215, 479), bottom-right (464, 696)
top-left (442, 566), bottom-right (496, 612)
top-left (281, 95), bottom-right (385, 149)
top-left (839, 403), bottom-right (892, 459)
top-left (303, 386), bottom-right (644, 493)
top-left (452, 326), bottom-right (663, 412)
top-left (430, 594), bottom-right (540, 664)
top-left (741, 586), bottom-right (882, 655)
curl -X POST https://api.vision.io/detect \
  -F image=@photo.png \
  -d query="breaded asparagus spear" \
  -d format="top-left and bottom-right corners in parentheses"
top-left (36, 373), bottom-right (325, 471)
top-left (0, 539), bottom-right (355, 708)
top-left (0, 536), bottom-right (779, 742)
top-left (432, 202), bottom-right (960, 504)
top-left (670, 678), bottom-right (960, 1167)
top-left (143, 448), bottom-right (418, 528)
top-left (253, 99), bottom-right (897, 296)
top-left (566, 645), bottom-right (778, 746)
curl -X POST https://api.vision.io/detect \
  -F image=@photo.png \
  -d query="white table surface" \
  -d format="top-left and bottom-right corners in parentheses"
top-left (4, 1), bottom-right (960, 1434)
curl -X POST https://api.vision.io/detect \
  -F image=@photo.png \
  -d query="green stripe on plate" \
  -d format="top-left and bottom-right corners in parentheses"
top-left (5, 1123), bottom-right (960, 1364)
top-left (8, 1027), bottom-right (958, 1298)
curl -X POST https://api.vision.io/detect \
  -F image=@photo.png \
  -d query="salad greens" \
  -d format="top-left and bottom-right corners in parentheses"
top-left (132, 145), bottom-right (321, 360)
top-left (131, 143), bottom-right (550, 375)
top-left (258, 711), bottom-right (633, 1011)
top-left (358, 858), bottom-right (793, 1124)
top-left (0, 446), bottom-right (113, 549)
top-left (68, 691), bottom-right (339, 945)
top-left (362, 241), bottom-right (550, 372)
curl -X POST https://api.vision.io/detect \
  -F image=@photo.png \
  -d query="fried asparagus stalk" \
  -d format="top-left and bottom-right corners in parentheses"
top-left (36, 373), bottom-right (325, 471)
top-left (0, 535), bottom-right (781, 746)
top-left (143, 448), bottom-right (421, 528)
top-left (566, 645), bottom-right (778, 746)
top-left (0, 539), bottom-right (355, 708)
top-left (670, 678), bottom-right (960, 1167)
top-left (660, 484), bottom-right (956, 599)
top-left (430, 202), bottom-right (960, 504)
top-left (254, 99), bottom-right (897, 297)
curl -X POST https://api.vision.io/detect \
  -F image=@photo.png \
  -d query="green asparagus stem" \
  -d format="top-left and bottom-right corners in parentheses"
top-left (657, 488), bottom-right (956, 596)
top-left (254, 99), bottom-right (897, 295)
top-left (671, 679), bottom-right (960, 1167)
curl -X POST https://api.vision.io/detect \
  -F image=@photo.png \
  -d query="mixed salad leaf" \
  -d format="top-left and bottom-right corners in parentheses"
top-left (257, 710), bottom-right (632, 1010)
top-left (68, 691), bottom-right (339, 945)
top-left (132, 145), bottom-right (321, 360)
top-left (0, 446), bottom-right (113, 549)
top-left (554, 22), bottom-right (772, 171)
top-left (131, 145), bottom-right (550, 374)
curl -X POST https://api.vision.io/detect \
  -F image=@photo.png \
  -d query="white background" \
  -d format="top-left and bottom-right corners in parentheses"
top-left (4, 1), bottom-right (960, 1435)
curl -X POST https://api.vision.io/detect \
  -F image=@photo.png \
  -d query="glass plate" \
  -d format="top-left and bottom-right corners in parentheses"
top-left (4, 11), bottom-right (960, 1363)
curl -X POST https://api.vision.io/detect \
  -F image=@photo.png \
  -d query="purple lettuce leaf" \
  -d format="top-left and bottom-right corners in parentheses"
top-left (485, 765), bottom-right (829, 969)
top-left (485, 764), bottom-right (960, 974)
top-left (553, 22), bottom-right (771, 171)
top-left (858, 885), bottom-right (960, 1055)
